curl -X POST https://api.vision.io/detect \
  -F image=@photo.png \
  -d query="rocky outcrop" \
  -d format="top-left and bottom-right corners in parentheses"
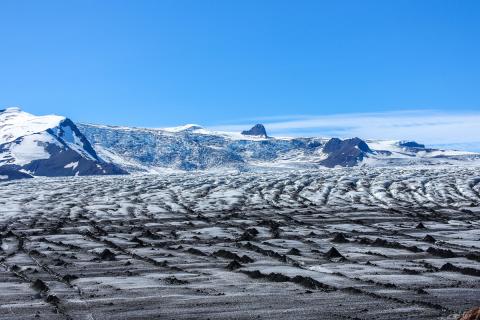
top-left (458, 307), bottom-right (480, 320)
top-left (241, 124), bottom-right (268, 138)
top-left (320, 137), bottom-right (372, 167)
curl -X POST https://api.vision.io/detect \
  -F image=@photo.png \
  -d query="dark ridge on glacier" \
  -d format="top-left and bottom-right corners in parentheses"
top-left (0, 165), bottom-right (33, 181)
top-left (241, 124), bottom-right (268, 138)
top-left (399, 141), bottom-right (426, 149)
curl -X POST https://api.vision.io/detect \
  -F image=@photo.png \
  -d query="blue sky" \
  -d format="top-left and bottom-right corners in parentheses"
top-left (1, 1), bottom-right (480, 147)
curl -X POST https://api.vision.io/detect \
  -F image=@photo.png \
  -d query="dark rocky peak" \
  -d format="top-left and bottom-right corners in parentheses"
top-left (241, 124), bottom-right (268, 138)
top-left (320, 137), bottom-right (372, 168)
top-left (323, 137), bottom-right (372, 154)
top-left (55, 118), bottom-right (100, 161)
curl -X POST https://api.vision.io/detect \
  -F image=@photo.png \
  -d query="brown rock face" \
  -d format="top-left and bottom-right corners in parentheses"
top-left (458, 307), bottom-right (480, 320)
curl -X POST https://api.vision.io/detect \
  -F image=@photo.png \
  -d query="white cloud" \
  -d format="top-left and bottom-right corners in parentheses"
top-left (208, 110), bottom-right (480, 151)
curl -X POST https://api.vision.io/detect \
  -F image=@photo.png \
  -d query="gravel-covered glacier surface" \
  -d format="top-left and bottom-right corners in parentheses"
top-left (0, 167), bottom-right (479, 319)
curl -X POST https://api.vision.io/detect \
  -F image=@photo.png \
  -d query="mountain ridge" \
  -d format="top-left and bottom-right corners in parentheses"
top-left (78, 121), bottom-right (480, 172)
top-left (2, 108), bottom-right (480, 181)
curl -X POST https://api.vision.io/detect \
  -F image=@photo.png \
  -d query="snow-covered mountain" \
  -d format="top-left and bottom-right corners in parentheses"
top-left (2, 108), bottom-right (477, 179)
top-left (0, 108), bottom-right (126, 180)
top-left (77, 122), bottom-right (480, 173)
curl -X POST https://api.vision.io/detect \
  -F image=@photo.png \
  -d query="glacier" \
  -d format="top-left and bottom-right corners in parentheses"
top-left (0, 168), bottom-right (478, 319)
top-left (77, 122), bottom-right (480, 173)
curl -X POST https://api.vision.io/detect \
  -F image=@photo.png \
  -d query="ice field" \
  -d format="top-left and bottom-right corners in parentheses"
top-left (0, 167), bottom-right (479, 319)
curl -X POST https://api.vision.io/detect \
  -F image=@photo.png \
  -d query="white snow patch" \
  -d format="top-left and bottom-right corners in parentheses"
top-left (308, 265), bottom-right (335, 274)
top-left (64, 161), bottom-right (79, 170)
top-left (161, 124), bottom-right (204, 132)
top-left (9, 134), bottom-right (52, 165)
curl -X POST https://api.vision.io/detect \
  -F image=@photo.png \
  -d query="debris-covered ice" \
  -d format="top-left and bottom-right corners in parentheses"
top-left (0, 167), bottom-right (479, 319)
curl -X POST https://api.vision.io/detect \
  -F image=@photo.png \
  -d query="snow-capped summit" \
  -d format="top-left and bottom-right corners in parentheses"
top-left (162, 124), bottom-right (205, 133)
top-left (241, 124), bottom-right (268, 138)
top-left (0, 107), bottom-right (66, 145)
top-left (0, 108), bottom-right (126, 180)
